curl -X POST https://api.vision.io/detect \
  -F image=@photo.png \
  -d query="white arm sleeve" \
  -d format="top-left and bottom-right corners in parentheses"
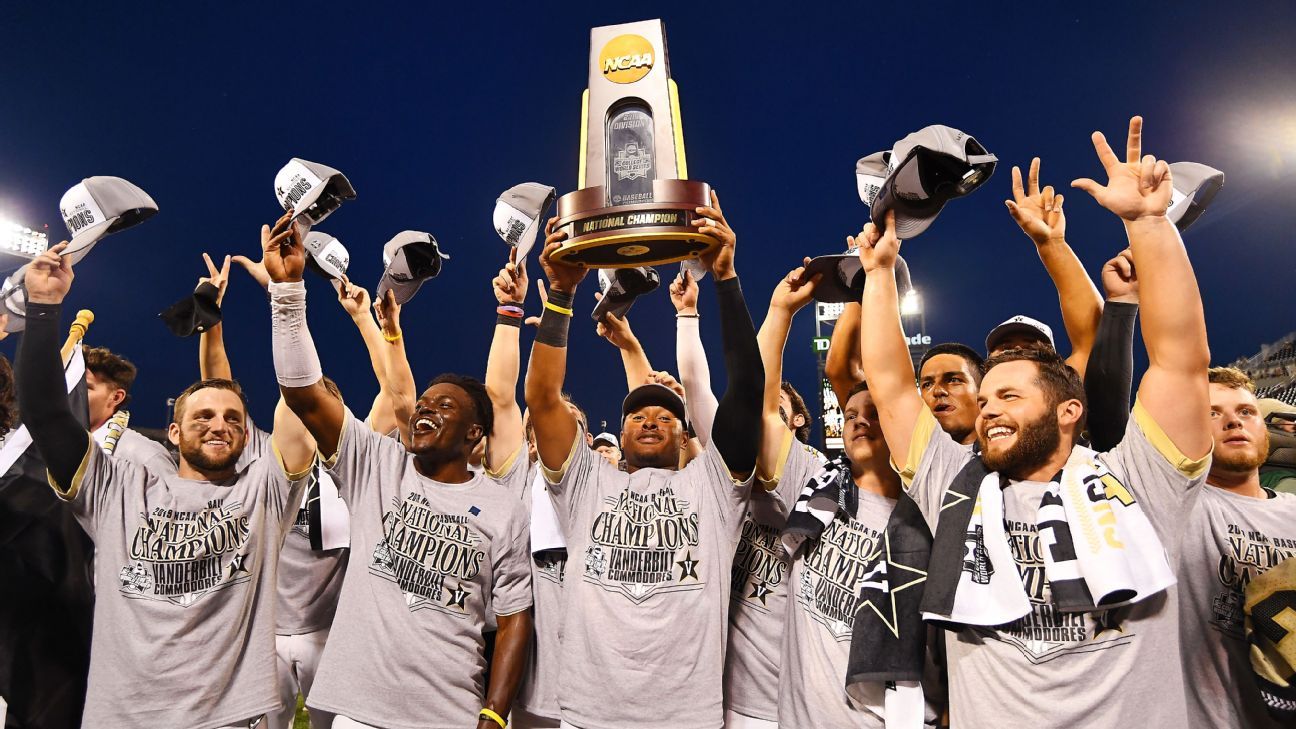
top-left (268, 280), bottom-right (323, 388)
top-left (676, 315), bottom-right (719, 445)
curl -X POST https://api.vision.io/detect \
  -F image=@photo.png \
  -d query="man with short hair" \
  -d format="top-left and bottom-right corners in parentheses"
top-left (260, 216), bottom-right (533, 729)
top-left (526, 192), bottom-right (764, 729)
top-left (914, 343), bottom-right (983, 446)
top-left (860, 117), bottom-right (1212, 727)
top-left (16, 239), bottom-right (316, 728)
top-left (1178, 367), bottom-right (1296, 729)
top-left (83, 345), bottom-right (175, 473)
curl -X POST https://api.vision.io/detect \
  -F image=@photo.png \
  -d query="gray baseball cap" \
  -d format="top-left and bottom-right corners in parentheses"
top-left (2, 265), bottom-right (28, 333)
top-left (985, 315), bottom-right (1055, 353)
top-left (59, 176), bottom-right (158, 264)
top-left (1167, 162), bottom-right (1224, 233)
top-left (680, 257), bottom-right (708, 282)
top-left (804, 250), bottom-right (911, 304)
top-left (303, 231), bottom-right (350, 281)
top-left (493, 182), bottom-right (556, 261)
top-left (856, 125), bottom-right (997, 239)
top-left (591, 266), bottom-right (660, 322)
top-left (622, 383), bottom-right (688, 426)
top-left (274, 158), bottom-right (356, 225)
top-left (377, 231), bottom-right (449, 305)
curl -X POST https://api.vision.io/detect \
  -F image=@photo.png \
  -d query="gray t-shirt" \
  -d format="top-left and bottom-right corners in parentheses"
top-left (276, 464), bottom-right (349, 635)
top-left (109, 427), bottom-right (178, 476)
top-left (62, 434), bottom-right (306, 729)
top-left (1179, 486), bottom-right (1296, 729)
top-left (544, 435), bottom-right (752, 729)
top-left (307, 411), bottom-right (533, 729)
top-left (726, 432), bottom-right (820, 721)
top-left (901, 403), bottom-right (1209, 728)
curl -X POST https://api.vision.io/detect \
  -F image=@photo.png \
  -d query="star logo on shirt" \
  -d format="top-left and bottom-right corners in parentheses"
top-left (676, 551), bottom-right (700, 581)
top-left (749, 581), bottom-right (773, 605)
top-left (227, 553), bottom-right (249, 577)
top-left (446, 583), bottom-right (470, 610)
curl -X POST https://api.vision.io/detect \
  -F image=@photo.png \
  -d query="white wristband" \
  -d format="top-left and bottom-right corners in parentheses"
top-left (268, 280), bottom-right (323, 388)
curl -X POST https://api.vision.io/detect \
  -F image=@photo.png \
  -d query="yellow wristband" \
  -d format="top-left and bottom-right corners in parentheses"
top-left (543, 300), bottom-right (574, 317)
top-left (479, 708), bottom-right (507, 728)
top-left (383, 331), bottom-right (403, 342)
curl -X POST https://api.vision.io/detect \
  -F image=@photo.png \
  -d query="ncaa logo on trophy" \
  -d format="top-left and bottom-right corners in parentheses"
top-left (550, 20), bottom-right (721, 268)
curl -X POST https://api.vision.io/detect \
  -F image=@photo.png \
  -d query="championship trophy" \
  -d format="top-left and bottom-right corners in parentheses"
top-left (550, 20), bottom-right (720, 268)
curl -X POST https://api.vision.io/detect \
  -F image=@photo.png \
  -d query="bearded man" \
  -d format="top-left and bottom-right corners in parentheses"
top-left (16, 242), bottom-right (316, 728)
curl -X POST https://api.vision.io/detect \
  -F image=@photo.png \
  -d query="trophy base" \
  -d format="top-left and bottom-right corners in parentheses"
top-left (551, 179), bottom-right (721, 268)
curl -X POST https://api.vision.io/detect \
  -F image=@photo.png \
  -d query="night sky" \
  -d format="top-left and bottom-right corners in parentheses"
top-left (2, 3), bottom-right (1293, 441)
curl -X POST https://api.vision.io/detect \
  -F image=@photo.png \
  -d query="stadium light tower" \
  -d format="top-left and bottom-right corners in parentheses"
top-left (900, 288), bottom-right (922, 316)
top-left (0, 219), bottom-right (49, 273)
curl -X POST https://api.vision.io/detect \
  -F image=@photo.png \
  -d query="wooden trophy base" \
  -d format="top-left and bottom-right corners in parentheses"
top-left (550, 179), bottom-right (720, 268)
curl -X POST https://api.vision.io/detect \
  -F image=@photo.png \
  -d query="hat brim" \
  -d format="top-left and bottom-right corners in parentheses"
top-left (985, 323), bottom-right (1053, 353)
top-left (377, 275), bottom-right (425, 306)
top-left (622, 383), bottom-right (689, 426)
top-left (804, 254), bottom-right (863, 304)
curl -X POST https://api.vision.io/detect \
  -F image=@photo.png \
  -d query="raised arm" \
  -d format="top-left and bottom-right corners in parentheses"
top-left (374, 289), bottom-right (415, 446)
top-left (484, 248), bottom-right (528, 471)
top-left (261, 212), bottom-right (347, 459)
top-left (334, 280), bottom-right (398, 436)
top-left (595, 298), bottom-right (653, 392)
top-left (756, 260), bottom-right (817, 479)
top-left (695, 192), bottom-right (763, 479)
top-left (1072, 116), bottom-right (1211, 458)
top-left (858, 210), bottom-right (925, 462)
top-left (1084, 249), bottom-right (1139, 452)
top-left (1005, 157), bottom-right (1103, 376)
top-left (825, 302), bottom-right (865, 408)
top-left (670, 270), bottom-right (718, 443)
top-left (524, 221), bottom-right (587, 471)
top-left (17, 244), bottom-right (89, 493)
top-left (197, 253), bottom-right (234, 380)
top-left (272, 395), bottom-right (317, 477)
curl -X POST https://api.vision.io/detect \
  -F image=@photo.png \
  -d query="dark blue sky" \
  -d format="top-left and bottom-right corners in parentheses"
top-left (2, 2), bottom-right (1293, 439)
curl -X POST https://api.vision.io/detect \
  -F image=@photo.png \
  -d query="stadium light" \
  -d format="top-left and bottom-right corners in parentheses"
top-left (0, 219), bottom-right (48, 273)
top-left (900, 289), bottom-right (922, 316)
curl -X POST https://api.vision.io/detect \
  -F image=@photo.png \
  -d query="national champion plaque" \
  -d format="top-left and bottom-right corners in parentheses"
top-left (550, 19), bottom-right (720, 268)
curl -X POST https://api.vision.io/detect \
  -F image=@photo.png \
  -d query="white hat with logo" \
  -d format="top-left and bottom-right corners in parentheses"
top-left (274, 158), bottom-right (356, 225)
top-left (59, 176), bottom-right (158, 264)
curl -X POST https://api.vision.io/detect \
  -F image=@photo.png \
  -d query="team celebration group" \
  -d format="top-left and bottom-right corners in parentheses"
top-left (3, 115), bottom-right (1292, 729)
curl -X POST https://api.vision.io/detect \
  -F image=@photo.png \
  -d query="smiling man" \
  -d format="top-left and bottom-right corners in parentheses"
top-left (860, 118), bottom-right (1212, 727)
top-left (16, 242), bottom-right (316, 728)
top-left (1177, 367), bottom-right (1296, 729)
top-left (259, 214), bottom-right (533, 729)
top-left (525, 192), bottom-right (764, 729)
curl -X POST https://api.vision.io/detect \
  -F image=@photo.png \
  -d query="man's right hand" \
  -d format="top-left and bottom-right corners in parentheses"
top-left (1102, 248), bottom-right (1139, 304)
top-left (1006, 157), bottom-right (1067, 246)
top-left (337, 277), bottom-right (372, 319)
top-left (262, 211), bottom-right (304, 284)
top-left (493, 247), bottom-right (530, 305)
top-left (25, 242), bottom-right (74, 305)
top-left (769, 258), bottom-right (817, 313)
top-left (538, 217), bottom-right (586, 295)
top-left (854, 209), bottom-right (900, 273)
top-left (669, 269), bottom-right (699, 315)
top-left (594, 296), bottom-right (637, 351)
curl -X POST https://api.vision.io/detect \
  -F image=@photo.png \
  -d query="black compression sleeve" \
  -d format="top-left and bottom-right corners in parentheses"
top-left (1084, 301), bottom-right (1138, 453)
top-left (710, 276), bottom-right (763, 476)
top-left (16, 303), bottom-right (90, 491)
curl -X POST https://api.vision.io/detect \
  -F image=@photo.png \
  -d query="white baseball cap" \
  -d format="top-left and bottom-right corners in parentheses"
top-left (985, 315), bottom-right (1055, 354)
top-left (274, 158), bottom-right (356, 225)
top-left (1167, 162), bottom-right (1224, 233)
top-left (493, 182), bottom-right (556, 261)
top-left (59, 176), bottom-right (158, 264)
top-left (856, 125), bottom-right (997, 239)
top-left (2, 265), bottom-right (29, 333)
top-left (303, 232), bottom-right (350, 281)
top-left (377, 231), bottom-right (449, 305)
